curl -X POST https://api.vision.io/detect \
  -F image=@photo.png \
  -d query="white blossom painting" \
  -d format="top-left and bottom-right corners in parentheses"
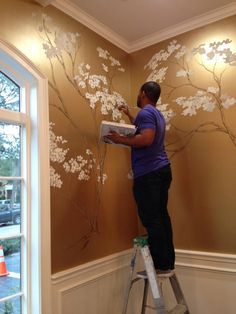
top-left (35, 13), bottom-right (130, 249)
top-left (144, 39), bottom-right (236, 158)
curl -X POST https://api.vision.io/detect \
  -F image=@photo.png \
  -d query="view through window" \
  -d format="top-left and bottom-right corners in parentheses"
top-left (0, 72), bottom-right (23, 314)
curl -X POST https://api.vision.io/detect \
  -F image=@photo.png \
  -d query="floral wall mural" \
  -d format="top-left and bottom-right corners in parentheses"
top-left (35, 13), bottom-right (128, 243)
top-left (144, 38), bottom-right (236, 156)
top-left (1, 0), bottom-right (236, 273)
top-left (0, 1), bottom-right (138, 272)
top-left (33, 11), bottom-right (138, 270)
top-left (131, 16), bottom-right (236, 253)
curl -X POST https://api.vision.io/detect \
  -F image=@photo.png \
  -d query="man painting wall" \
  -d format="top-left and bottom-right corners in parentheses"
top-left (106, 81), bottom-right (175, 273)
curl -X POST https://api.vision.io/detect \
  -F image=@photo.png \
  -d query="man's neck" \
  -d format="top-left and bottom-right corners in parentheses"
top-left (141, 102), bottom-right (155, 108)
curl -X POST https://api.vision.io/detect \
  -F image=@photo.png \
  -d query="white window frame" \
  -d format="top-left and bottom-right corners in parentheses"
top-left (0, 39), bottom-right (51, 314)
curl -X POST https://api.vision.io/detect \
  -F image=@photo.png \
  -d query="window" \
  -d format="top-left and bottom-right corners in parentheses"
top-left (0, 40), bottom-right (51, 314)
top-left (0, 73), bottom-right (22, 313)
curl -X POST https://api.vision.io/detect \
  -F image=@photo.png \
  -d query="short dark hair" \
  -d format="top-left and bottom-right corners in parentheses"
top-left (140, 81), bottom-right (161, 104)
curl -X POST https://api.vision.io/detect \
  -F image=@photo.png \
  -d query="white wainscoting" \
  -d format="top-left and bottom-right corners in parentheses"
top-left (51, 249), bottom-right (236, 314)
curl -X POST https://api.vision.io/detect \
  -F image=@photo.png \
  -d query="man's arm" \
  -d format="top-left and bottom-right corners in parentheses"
top-left (106, 128), bottom-right (155, 148)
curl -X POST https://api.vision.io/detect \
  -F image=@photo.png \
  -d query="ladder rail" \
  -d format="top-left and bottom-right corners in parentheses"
top-left (122, 246), bottom-right (138, 314)
top-left (140, 245), bottom-right (167, 314)
top-left (141, 279), bottom-right (149, 314)
top-left (169, 275), bottom-right (190, 314)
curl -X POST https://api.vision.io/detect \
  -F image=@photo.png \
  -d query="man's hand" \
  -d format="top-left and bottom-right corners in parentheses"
top-left (104, 130), bottom-right (123, 144)
top-left (118, 104), bottom-right (134, 123)
top-left (118, 104), bottom-right (130, 116)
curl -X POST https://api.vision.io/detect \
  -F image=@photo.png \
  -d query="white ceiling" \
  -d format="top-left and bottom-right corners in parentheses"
top-left (53, 0), bottom-right (236, 52)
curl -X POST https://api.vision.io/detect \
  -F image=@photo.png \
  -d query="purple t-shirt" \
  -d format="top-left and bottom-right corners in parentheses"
top-left (131, 104), bottom-right (169, 178)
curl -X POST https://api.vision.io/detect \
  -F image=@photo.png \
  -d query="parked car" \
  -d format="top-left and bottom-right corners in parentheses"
top-left (0, 199), bottom-right (11, 205)
top-left (0, 204), bottom-right (21, 225)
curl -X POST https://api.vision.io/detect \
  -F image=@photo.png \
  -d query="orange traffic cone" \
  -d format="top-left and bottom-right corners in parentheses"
top-left (0, 245), bottom-right (9, 276)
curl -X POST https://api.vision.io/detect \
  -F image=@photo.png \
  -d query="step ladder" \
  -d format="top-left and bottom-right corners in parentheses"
top-left (122, 236), bottom-right (190, 314)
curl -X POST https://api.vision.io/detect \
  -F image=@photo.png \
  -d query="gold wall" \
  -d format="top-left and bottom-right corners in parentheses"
top-left (130, 15), bottom-right (236, 254)
top-left (0, 0), bottom-right (138, 273)
top-left (1, 0), bottom-right (235, 273)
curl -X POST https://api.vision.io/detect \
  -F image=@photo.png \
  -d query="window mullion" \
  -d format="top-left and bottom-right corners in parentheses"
top-left (0, 292), bottom-right (24, 303)
top-left (21, 121), bottom-right (29, 314)
top-left (0, 176), bottom-right (23, 181)
top-left (0, 233), bottom-right (23, 241)
top-left (0, 108), bottom-right (27, 125)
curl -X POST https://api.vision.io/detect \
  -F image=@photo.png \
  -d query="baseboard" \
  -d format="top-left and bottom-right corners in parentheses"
top-left (51, 249), bottom-right (236, 314)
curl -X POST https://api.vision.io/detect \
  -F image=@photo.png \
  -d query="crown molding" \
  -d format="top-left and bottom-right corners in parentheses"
top-left (53, 0), bottom-right (130, 51)
top-left (34, 0), bottom-right (55, 7)
top-left (128, 2), bottom-right (236, 53)
top-left (53, 1), bottom-right (236, 53)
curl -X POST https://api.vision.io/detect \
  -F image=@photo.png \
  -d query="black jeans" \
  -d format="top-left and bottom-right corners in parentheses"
top-left (133, 164), bottom-right (175, 270)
